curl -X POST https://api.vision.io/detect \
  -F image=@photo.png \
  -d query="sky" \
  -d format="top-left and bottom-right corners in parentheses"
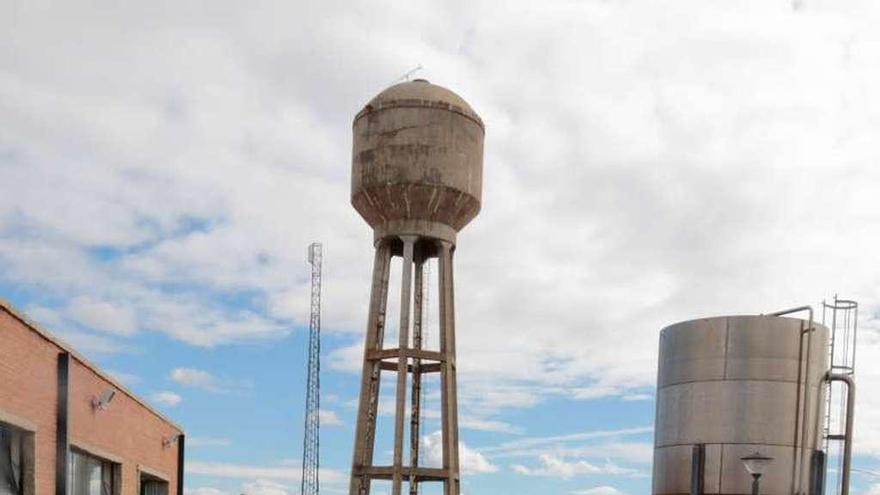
top-left (2, 0), bottom-right (880, 493)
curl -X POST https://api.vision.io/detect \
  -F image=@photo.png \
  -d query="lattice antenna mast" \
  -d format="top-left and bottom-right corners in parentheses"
top-left (302, 242), bottom-right (323, 495)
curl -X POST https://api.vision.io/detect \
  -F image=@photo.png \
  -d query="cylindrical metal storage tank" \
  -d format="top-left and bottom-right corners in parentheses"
top-left (351, 79), bottom-right (484, 245)
top-left (652, 315), bottom-right (829, 494)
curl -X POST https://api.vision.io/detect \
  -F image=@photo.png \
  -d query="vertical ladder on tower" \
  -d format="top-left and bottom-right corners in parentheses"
top-left (414, 260), bottom-right (431, 495)
top-left (821, 296), bottom-right (857, 495)
top-left (301, 242), bottom-right (323, 495)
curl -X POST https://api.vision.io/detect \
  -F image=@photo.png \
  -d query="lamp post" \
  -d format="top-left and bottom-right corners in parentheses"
top-left (741, 451), bottom-right (774, 495)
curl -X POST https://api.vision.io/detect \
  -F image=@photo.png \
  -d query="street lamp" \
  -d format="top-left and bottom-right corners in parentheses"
top-left (741, 451), bottom-right (774, 495)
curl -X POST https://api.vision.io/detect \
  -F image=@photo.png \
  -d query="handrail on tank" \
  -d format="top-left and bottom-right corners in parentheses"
top-left (825, 372), bottom-right (855, 495)
top-left (826, 299), bottom-right (858, 310)
top-left (767, 305), bottom-right (813, 320)
top-left (766, 305), bottom-right (814, 494)
top-left (824, 297), bottom-right (859, 376)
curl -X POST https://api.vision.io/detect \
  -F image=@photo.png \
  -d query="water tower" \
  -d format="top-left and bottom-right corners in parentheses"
top-left (348, 79), bottom-right (484, 495)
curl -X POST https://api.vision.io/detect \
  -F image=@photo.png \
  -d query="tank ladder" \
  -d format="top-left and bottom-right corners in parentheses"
top-left (821, 296), bottom-right (857, 495)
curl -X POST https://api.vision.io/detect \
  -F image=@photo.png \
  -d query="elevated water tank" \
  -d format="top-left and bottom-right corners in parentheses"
top-left (351, 79), bottom-right (484, 245)
top-left (652, 315), bottom-right (829, 494)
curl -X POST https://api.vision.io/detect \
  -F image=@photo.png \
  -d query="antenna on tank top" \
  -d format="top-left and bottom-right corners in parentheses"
top-left (389, 64), bottom-right (423, 86)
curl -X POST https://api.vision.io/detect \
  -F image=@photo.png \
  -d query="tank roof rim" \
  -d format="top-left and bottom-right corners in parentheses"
top-left (659, 314), bottom-right (829, 335)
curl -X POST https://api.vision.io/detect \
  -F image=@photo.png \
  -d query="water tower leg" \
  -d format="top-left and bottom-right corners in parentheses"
top-left (439, 241), bottom-right (460, 495)
top-left (392, 238), bottom-right (416, 495)
top-left (350, 242), bottom-right (392, 495)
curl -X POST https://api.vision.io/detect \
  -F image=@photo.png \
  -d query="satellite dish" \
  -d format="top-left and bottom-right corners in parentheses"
top-left (91, 389), bottom-right (117, 411)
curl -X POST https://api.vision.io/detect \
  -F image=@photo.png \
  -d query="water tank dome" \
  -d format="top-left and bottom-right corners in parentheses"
top-left (359, 79), bottom-right (482, 124)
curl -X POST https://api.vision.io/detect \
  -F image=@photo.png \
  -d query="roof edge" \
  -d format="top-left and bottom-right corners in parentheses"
top-left (0, 297), bottom-right (184, 433)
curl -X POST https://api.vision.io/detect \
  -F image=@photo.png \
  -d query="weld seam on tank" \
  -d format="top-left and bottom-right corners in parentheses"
top-left (658, 378), bottom-right (817, 389)
top-left (723, 318), bottom-right (730, 379)
top-left (655, 442), bottom-right (818, 448)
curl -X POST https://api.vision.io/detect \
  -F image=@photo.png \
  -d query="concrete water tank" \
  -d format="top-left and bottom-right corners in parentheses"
top-left (652, 315), bottom-right (829, 494)
top-left (351, 78), bottom-right (484, 245)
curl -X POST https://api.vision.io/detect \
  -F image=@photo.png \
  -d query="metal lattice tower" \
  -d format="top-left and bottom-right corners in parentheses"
top-left (348, 79), bottom-right (484, 495)
top-left (301, 242), bottom-right (322, 495)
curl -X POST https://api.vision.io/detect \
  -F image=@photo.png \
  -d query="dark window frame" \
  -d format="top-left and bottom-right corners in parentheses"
top-left (68, 448), bottom-right (120, 495)
top-left (0, 421), bottom-right (34, 495)
top-left (138, 471), bottom-right (169, 495)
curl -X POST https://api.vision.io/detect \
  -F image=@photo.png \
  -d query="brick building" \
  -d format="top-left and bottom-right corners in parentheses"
top-left (0, 299), bottom-right (184, 495)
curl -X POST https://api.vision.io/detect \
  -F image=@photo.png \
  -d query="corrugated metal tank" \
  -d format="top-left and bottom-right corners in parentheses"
top-left (652, 315), bottom-right (829, 494)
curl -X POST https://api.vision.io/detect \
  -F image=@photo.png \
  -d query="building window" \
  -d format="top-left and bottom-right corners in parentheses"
top-left (139, 473), bottom-right (167, 495)
top-left (68, 449), bottom-right (118, 495)
top-left (0, 422), bottom-right (24, 495)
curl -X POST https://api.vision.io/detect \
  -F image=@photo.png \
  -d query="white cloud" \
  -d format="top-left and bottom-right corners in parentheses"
top-left (511, 454), bottom-right (640, 479)
top-left (24, 304), bottom-right (128, 354)
top-left (188, 437), bottom-right (232, 448)
top-left (66, 296), bottom-right (137, 336)
top-left (327, 342), bottom-right (364, 373)
top-left (568, 387), bottom-right (621, 401)
top-left (460, 442), bottom-right (500, 475)
top-left (240, 480), bottom-right (292, 495)
top-left (169, 367), bottom-right (246, 393)
top-left (621, 394), bottom-right (653, 402)
top-left (459, 416), bottom-right (523, 434)
top-left (571, 487), bottom-right (629, 495)
top-left (492, 441), bottom-right (653, 466)
top-left (151, 391), bottom-right (182, 406)
top-left (567, 443), bottom-right (653, 466)
top-left (319, 409), bottom-right (343, 426)
top-left (53, 330), bottom-right (127, 355)
top-left (422, 431), bottom-right (498, 475)
top-left (483, 427), bottom-right (651, 480)
top-left (23, 304), bottom-right (64, 330)
top-left (105, 369), bottom-right (141, 386)
top-left (184, 481), bottom-right (308, 495)
top-left (185, 461), bottom-right (343, 483)
top-left (481, 426), bottom-right (653, 455)
top-left (171, 368), bottom-right (219, 390)
top-left (185, 488), bottom-right (229, 495)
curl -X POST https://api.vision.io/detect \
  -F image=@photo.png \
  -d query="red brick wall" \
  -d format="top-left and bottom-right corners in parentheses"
top-left (0, 307), bottom-right (183, 495)
top-left (0, 310), bottom-right (59, 495)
